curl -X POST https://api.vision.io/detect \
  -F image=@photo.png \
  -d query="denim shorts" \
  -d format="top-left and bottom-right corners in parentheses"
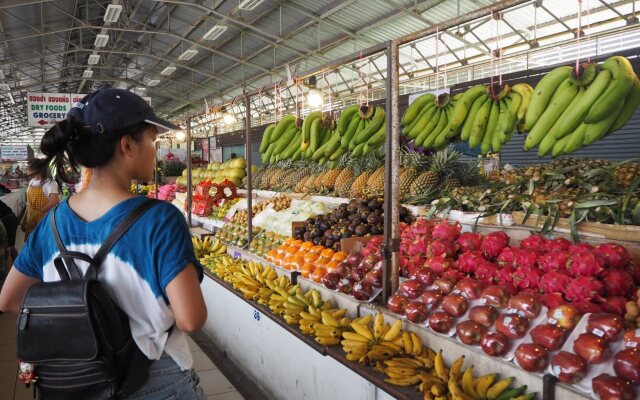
top-left (124, 353), bottom-right (206, 400)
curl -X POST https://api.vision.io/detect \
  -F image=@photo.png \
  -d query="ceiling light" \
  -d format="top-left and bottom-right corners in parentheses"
top-left (103, 4), bottom-right (123, 23)
top-left (0, 84), bottom-right (10, 91)
top-left (161, 66), bottom-right (176, 75)
top-left (307, 75), bottom-right (323, 108)
top-left (88, 54), bottom-right (100, 65)
top-left (239, 0), bottom-right (263, 10)
top-left (175, 130), bottom-right (186, 142)
top-left (147, 79), bottom-right (160, 86)
top-left (178, 49), bottom-right (198, 61)
top-left (203, 25), bottom-right (228, 41)
top-left (82, 70), bottom-right (94, 78)
top-left (94, 34), bottom-right (109, 47)
top-left (221, 107), bottom-right (236, 125)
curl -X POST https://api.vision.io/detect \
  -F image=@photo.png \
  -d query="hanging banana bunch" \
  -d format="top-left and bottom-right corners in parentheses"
top-left (334, 104), bottom-right (386, 159)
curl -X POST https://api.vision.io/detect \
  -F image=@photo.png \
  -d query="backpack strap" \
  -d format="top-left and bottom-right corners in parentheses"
top-left (51, 206), bottom-right (82, 280)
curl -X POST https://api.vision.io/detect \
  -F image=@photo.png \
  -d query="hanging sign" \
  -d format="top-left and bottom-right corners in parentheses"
top-left (1, 145), bottom-right (29, 161)
top-left (27, 93), bottom-right (74, 127)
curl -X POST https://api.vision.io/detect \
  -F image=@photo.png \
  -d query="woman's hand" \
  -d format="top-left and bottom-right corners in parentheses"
top-left (166, 264), bottom-right (207, 334)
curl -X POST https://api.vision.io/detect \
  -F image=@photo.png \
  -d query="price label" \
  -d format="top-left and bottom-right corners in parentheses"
top-left (253, 310), bottom-right (261, 321)
top-left (233, 251), bottom-right (241, 259)
top-left (203, 222), bottom-right (214, 232)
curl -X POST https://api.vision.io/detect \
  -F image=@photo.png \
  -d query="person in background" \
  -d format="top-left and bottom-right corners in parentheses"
top-left (20, 158), bottom-right (59, 236)
top-left (0, 200), bottom-right (18, 268)
top-left (230, 153), bottom-right (237, 159)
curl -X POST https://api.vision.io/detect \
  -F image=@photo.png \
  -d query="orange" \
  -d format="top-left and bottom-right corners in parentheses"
top-left (300, 241), bottom-right (314, 251)
top-left (273, 252), bottom-right (285, 266)
top-left (303, 252), bottom-right (320, 264)
top-left (310, 267), bottom-right (327, 283)
top-left (301, 263), bottom-right (315, 279)
top-left (325, 259), bottom-right (341, 274)
top-left (284, 237), bottom-right (295, 245)
top-left (265, 249), bottom-right (277, 262)
top-left (292, 254), bottom-right (305, 271)
top-left (314, 257), bottom-right (330, 268)
top-left (310, 245), bottom-right (325, 254)
top-left (283, 254), bottom-right (296, 270)
top-left (332, 251), bottom-right (348, 262)
top-left (292, 239), bottom-right (303, 247)
top-left (285, 245), bottom-right (299, 256)
top-left (320, 248), bottom-right (335, 260)
top-left (276, 245), bottom-right (287, 255)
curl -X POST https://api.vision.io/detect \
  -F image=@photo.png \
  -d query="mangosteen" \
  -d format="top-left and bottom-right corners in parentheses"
top-left (326, 239), bottom-right (334, 248)
top-left (348, 224), bottom-right (357, 234)
top-left (303, 232), bottom-right (311, 242)
top-left (374, 209), bottom-right (383, 216)
top-left (318, 221), bottom-right (330, 232)
top-left (358, 199), bottom-right (369, 207)
top-left (354, 225), bottom-right (367, 236)
top-left (368, 199), bottom-right (381, 210)
top-left (311, 228), bottom-right (322, 239)
top-left (370, 225), bottom-right (382, 235)
top-left (332, 242), bottom-right (341, 252)
top-left (367, 213), bottom-right (381, 225)
top-left (341, 231), bottom-right (352, 239)
top-left (306, 217), bottom-right (315, 225)
top-left (313, 237), bottom-right (322, 245)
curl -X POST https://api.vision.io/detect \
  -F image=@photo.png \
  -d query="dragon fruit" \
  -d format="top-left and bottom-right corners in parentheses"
top-left (431, 219), bottom-right (461, 242)
top-left (565, 277), bottom-right (605, 302)
top-left (456, 232), bottom-right (483, 253)
top-left (601, 269), bottom-right (635, 297)
top-left (497, 247), bottom-right (517, 268)
top-left (456, 250), bottom-right (485, 274)
top-left (545, 237), bottom-right (572, 253)
top-left (425, 255), bottom-right (454, 275)
top-left (520, 235), bottom-right (548, 254)
top-left (539, 271), bottom-right (572, 294)
top-left (481, 232), bottom-right (510, 259)
top-left (566, 252), bottom-right (605, 277)
top-left (600, 296), bottom-right (628, 316)
top-left (512, 265), bottom-right (543, 291)
top-left (497, 265), bottom-right (516, 284)
top-left (406, 237), bottom-right (429, 257)
top-left (596, 243), bottom-right (631, 269)
top-left (625, 262), bottom-right (640, 285)
top-left (572, 300), bottom-right (603, 314)
top-left (543, 292), bottom-right (568, 309)
top-left (442, 268), bottom-right (466, 282)
top-left (404, 219), bottom-right (434, 240)
top-left (515, 249), bottom-right (540, 269)
top-left (475, 262), bottom-right (500, 285)
top-left (568, 243), bottom-right (595, 254)
top-left (427, 239), bottom-right (457, 258)
top-left (538, 251), bottom-right (570, 273)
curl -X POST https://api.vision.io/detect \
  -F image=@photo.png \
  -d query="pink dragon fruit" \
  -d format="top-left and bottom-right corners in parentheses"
top-left (566, 252), bottom-right (605, 277)
top-left (512, 265), bottom-right (543, 291)
top-left (497, 247), bottom-right (517, 268)
top-left (538, 251), bottom-right (570, 273)
top-left (425, 255), bottom-right (454, 275)
top-left (442, 268), bottom-right (466, 282)
top-left (568, 243), bottom-right (595, 254)
top-left (496, 265), bottom-right (516, 284)
top-left (406, 237), bottom-right (429, 257)
top-left (515, 249), bottom-right (540, 269)
top-left (481, 232), bottom-right (510, 259)
top-left (572, 300), bottom-right (603, 314)
top-left (543, 292), bottom-right (568, 309)
top-left (474, 261), bottom-right (500, 285)
top-left (601, 269), bottom-right (635, 297)
top-left (456, 250), bottom-right (485, 274)
top-left (427, 239), bottom-right (457, 258)
top-left (431, 219), bottom-right (461, 242)
top-left (455, 232), bottom-right (483, 253)
top-left (520, 235), bottom-right (548, 254)
top-left (405, 219), bottom-right (434, 240)
top-left (596, 243), bottom-right (631, 269)
top-left (565, 277), bottom-right (605, 302)
top-left (545, 237), bottom-right (572, 253)
top-left (539, 271), bottom-right (572, 294)
top-left (625, 262), bottom-right (640, 286)
top-left (600, 296), bottom-right (628, 316)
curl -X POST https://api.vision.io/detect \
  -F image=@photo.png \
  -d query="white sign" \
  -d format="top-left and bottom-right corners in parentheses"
top-left (27, 92), bottom-right (84, 128)
top-left (1, 145), bottom-right (28, 161)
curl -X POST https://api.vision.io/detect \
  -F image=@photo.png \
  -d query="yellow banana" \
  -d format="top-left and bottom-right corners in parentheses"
top-left (486, 377), bottom-right (514, 400)
top-left (475, 373), bottom-right (498, 398)
top-left (383, 319), bottom-right (402, 341)
top-left (450, 355), bottom-right (465, 382)
top-left (434, 351), bottom-right (449, 381)
top-left (315, 336), bottom-right (340, 346)
top-left (462, 366), bottom-right (481, 400)
top-left (402, 331), bottom-right (413, 354)
top-left (449, 376), bottom-right (473, 400)
top-left (410, 332), bottom-right (423, 356)
top-left (385, 376), bottom-right (421, 387)
top-left (342, 331), bottom-right (370, 343)
top-left (351, 321), bottom-right (374, 341)
top-left (376, 341), bottom-right (404, 353)
top-left (355, 314), bottom-right (372, 325)
top-left (321, 311), bottom-right (340, 328)
top-left (373, 313), bottom-right (384, 340)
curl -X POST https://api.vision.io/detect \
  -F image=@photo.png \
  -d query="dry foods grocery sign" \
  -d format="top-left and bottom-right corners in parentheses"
top-left (26, 93), bottom-right (84, 128)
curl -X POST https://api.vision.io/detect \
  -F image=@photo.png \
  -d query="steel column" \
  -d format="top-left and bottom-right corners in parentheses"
top-left (245, 95), bottom-right (253, 245)
top-left (186, 118), bottom-right (193, 227)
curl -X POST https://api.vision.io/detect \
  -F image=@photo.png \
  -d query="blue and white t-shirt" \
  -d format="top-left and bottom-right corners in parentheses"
top-left (14, 196), bottom-right (203, 370)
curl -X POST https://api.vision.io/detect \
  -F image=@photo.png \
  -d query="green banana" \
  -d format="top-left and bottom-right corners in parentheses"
top-left (346, 118), bottom-right (365, 150)
top-left (421, 108), bottom-right (447, 149)
top-left (493, 98), bottom-right (510, 152)
top-left (329, 146), bottom-right (347, 161)
top-left (469, 97), bottom-right (492, 148)
top-left (291, 147), bottom-right (302, 161)
top-left (609, 75), bottom-right (640, 132)
top-left (415, 108), bottom-right (443, 147)
top-left (353, 107), bottom-right (385, 145)
top-left (570, 62), bottom-right (598, 86)
top-left (433, 108), bottom-right (452, 149)
top-left (563, 122), bottom-right (589, 154)
top-left (341, 116), bottom-right (362, 149)
top-left (482, 100), bottom-right (500, 153)
top-left (524, 78), bottom-right (578, 150)
top-left (450, 85), bottom-right (488, 131)
top-left (552, 133), bottom-right (571, 157)
top-left (262, 142), bottom-right (276, 164)
top-left (311, 140), bottom-right (330, 161)
top-left (525, 65), bottom-right (573, 131)
top-left (402, 93), bottom-right (435, 125)
top-left (539, 86), bottom-right (586, 155)
top-left (304, 146), bottom-right (314, 160)
top-left (351, 142), bottom-right (366, 158)
top-left (511, 83), bottom-right (532, 121)
top-left (583, 100), bottom-right (623, 145)
top-left (586, 55), bottom-right (636, 123)
top-left (500, 92), bottom-right (522, 142)
top-left (324, 131), bottom-right (341, 157)
top-left (553, 69), bottom-right (611, 139)
top-left (495, 385), bottom-right (527, 400)
top-left (336, 105), bottom-right (359, 134)
top-left (407, 104), bottom-right (435, 139)
top-left (281, 131), bottom-right (303, 159)
top-left (302, 111), bottom-right (322, 142)
top-left (272, 125), bottom-right (299, 155)
top-left (461, 94), bottom-right (487, 142)
top-left (271, 115), bottom-right (296, 143)
top-left (309, 118), bottom-right (323, 152)
top-left (366, 124), bottom-right (386, 148)
top-left (260, 124), bottom-right (275, 153)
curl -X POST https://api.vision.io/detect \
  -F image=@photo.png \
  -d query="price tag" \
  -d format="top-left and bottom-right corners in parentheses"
top-left (253, 310), bottom-right (261, 321)
top-left (591, 328), bottom-right (605, 338)
top-left (203, 222), bottom-right (214, 232)
top-left (233, 251), bottom-right (241, 259)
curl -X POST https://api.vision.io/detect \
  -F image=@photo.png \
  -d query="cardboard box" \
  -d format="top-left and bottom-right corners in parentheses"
top-left (340, 235), bottom-right (383, 253)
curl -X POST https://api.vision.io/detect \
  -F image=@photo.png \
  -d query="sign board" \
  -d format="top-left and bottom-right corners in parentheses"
top-left (1, 145), bottom-right (28, 161)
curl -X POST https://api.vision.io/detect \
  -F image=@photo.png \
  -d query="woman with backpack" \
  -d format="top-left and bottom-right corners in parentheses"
top-left (0, 88), bottom-right (208, 399)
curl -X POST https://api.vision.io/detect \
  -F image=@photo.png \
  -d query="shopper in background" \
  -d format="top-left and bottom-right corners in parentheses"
top-left (20, 158), bottom-right (59, 236)
top-left (0, 200), bottom-right (18, 268)
top-left (0, 88), bottom-right (207, 399)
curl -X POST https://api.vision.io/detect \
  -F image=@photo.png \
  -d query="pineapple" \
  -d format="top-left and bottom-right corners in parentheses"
top-left (614, 162), bottom-right (640, 188)
top-left (440, 177), bottom-right (462, 193)
top-left (350, 155), bottom-right (383, 198)
top-left (322, 168), bottom-right (343, 191)
top-left (409, 149), bottom-right (460, 197)
top-left (334, 168), bottom-right (355, 196)
top-left (366, 166), bottom-right (385, 196)
top-left (399, 151), bottom-right (428, 201)
top-left (301, 174), bottom-right (318, 193)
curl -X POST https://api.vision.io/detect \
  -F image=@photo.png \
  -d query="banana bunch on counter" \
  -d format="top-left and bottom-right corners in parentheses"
top-left (192, 236), bottom-right (226, 259)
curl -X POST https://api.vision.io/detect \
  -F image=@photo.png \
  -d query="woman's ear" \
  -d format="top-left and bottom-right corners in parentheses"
top-left (118, 135), bottom-right (136, 158)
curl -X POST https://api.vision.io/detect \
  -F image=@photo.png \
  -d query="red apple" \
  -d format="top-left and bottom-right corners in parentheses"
top-left (345, 253), bottom-right (362, 268)
top-left (586, 313), bottom-right (625, 342)
top-left (623, 329), bottom-right (640, 348)
top-left (405, 301), bottom-right (429, 324)
top-left (333, 262), bottom-right (351, 278)
top-left (551, 351), bottom-right (587, 384)
top-left (349, 267), bottom-right (368, 282)
top-left (456, 320), bottom-right (486, 345)
top-left (337, 278), bottom-right (354, 294)
top-left (530, 324), bottom-right (566, 351)
top-left (454, 278), bottom-right (484, 300)
top-left (547, 305), bottom-right (582, 330)
top-left (592, 374), bottom-right (636, 400)
top-left (515, 343), bottom-right (549, 372)
top-left (613, 348), bottom-right (640, 384)
top-left (321, 273), bottom-right (341, 290)
top-left (441, 294), bottom-right (469, 317)
top-left (413, 268), bottom-right (436, 287)
top-left (429, 311), bottom-right (454, 333)
top-left (421, 289), bottom-right (444, 311)
top-left (398, 279), bottom-right (423, 300)
top-left (573, 333), bottom-right (610, 364)
top-left (363, 268), bottom-right (383, 288)
top-left (352, 282), bottom-right (374, 301)
top-left (387, 294), bottom-right (409, 314)
top-left (496, 314), bottom-right (529, 339)
top-left (507, 294), bottom-right (541, 320)
top-left (469, 305), bottom-right (498, 328)
top-left (480, 331), bottom-right (510, 356)
top-left (480, 286), bottom-right (510, 308)
top-left (434, 277), bottom-right (457, 294)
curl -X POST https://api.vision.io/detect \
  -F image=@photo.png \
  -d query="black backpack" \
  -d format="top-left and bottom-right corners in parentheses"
top-left (17, 199), bottom-right (159, 399)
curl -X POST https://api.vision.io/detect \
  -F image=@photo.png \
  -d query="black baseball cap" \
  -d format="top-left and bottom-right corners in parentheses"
top-left (68, 87), bottom-right (180, 135)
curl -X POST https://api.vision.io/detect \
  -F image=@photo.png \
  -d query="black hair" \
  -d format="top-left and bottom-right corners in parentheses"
top-left (38, 117), bottom-right (153, 183)
top-left (27, 157), bottom-right (51, 181)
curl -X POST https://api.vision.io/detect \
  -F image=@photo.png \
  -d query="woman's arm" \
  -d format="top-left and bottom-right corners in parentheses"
top-left (165, 263), bottom-right (207, 334)
top-left (0, 267), bottom-right (40, 313)
top-left (40, 193), bottom-right (60, 213)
